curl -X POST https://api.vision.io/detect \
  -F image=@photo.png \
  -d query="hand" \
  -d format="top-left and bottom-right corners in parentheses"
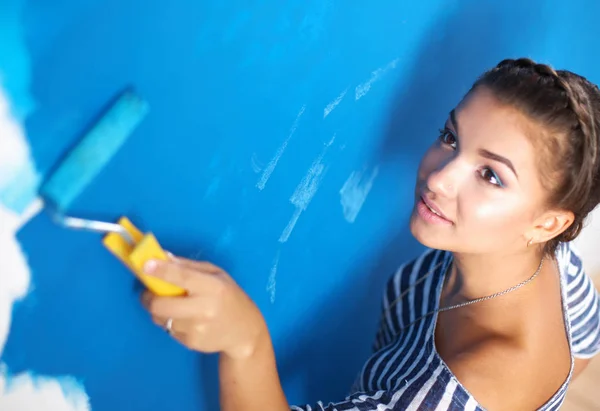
top-left (140, 256), bottom-right (268, 360)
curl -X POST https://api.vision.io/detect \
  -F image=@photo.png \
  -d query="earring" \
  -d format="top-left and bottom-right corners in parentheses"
top-left (527, 238), bottom-right (533, 247)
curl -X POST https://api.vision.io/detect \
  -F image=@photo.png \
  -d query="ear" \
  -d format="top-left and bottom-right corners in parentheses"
top-left (527, 209), bottom-right (574, 245)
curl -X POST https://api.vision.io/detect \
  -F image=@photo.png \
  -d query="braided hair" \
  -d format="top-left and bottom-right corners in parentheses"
top-left (470, 58), bottom-right (600, 254)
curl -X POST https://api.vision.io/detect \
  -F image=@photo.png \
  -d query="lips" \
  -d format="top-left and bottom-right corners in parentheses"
top-left (420, 195), bottom-right (452, 222)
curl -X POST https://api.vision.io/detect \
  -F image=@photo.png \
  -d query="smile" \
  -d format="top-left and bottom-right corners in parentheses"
top-left (417, 196), bottom-right (453, 225)
top-left (425, 201), bottom-right (442, 217)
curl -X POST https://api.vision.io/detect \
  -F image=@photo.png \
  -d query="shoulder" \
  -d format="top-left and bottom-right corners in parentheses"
top-left (372, 248), bottom-right (450, 351)
top-left (385, 248), bottom-right (450, 297)
top-left (557, 241), bottom-right (585, 280)
top-left (558, 242), bottom-right (600, 358)
top-left (446, 337), bottom-right (565, 410)
top-left (557, 241), bottom-right (592, 293)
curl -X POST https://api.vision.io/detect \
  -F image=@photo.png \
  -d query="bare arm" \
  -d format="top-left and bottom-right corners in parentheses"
top-left (140, 257), bottom-right (398, 411)
top-left (219, 325), bottom-right (289, 411)
top-left (139, 258), bottom-right (290, 410)
top-left (572, 357), bottom-right (592, 380)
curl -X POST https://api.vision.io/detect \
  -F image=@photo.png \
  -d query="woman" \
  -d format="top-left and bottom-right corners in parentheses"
top-left (140, 58), bottom-right (600, 410)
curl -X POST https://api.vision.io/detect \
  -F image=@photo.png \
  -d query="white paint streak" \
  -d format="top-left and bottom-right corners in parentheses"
top-left (16, 198), bottom-right (43, 230)
top-left (0, 94), bottom-right (32, 190)
top-left (323, 88), bottom-right (347, 118)
top-left (203, 177), bottom-right (220, 200)
top-left (0, 204), bottom-right (30, 352)
top-left (355, 58), bottom-right (399, 100)
top-left (216, 226), bottom-right (234, 250)
top-left (279, 135), bottom-right (335, 243)
top-left (266, 251), bottom-right (280, 303)
top-left (339, 166), bottom-right (380, 223)
top-left (0, 372), bottom-right (89, 411)
top-left (250, 153), bottom-right (263, 174)
top-left (0, 86), bottom-right (90, 410)
top-left (256, 105), bottom-right (306, 190)
top-left (0, 86), bottom-right (40, 213)
top-left (279, 208), bottom-right (303, 243)
top-left (290, 162), bottom-right (326, 211)
top-left (0, 86), bottom-right (35, 354)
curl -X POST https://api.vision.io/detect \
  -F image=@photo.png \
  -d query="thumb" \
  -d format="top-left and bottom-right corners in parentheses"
top-left (143, 259), bottom-right (196, 293)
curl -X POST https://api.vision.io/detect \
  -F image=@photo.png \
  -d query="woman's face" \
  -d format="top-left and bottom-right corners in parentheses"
top-left (410, 87), bottom-right (549, 254)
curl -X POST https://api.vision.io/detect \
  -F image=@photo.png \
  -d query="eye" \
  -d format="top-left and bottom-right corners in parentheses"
top-left (479, 167), bottom-right (504, 187)
top-left (438, 128), bottom-right (457, 149)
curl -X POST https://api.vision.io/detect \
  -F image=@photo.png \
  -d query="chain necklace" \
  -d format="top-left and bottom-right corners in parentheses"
top-left (383, 255), bottom-right (546, 332)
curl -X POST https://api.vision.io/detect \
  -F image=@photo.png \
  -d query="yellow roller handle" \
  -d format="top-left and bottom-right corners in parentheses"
top-left (102, 217), bottom-right (186, 297)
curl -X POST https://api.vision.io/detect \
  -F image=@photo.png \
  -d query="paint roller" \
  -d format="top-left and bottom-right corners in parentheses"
top-left (35, 88), bottom-right (185, 297)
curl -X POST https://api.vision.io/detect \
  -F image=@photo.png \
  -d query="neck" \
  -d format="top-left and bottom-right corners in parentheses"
top-left (444, 248), bottom-right (546, 303)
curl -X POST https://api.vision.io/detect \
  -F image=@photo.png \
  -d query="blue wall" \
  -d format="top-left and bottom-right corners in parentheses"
top-left (3, 0), bottom-right (600, 409)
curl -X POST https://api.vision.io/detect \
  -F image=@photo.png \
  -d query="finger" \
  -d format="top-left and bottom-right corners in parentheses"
top-left (143, 290), bottom-right (222, 321)
top-left (170, 257), bottom-right (222, 274)
top-left (168, 259), bottom-right (230, 295)
top-left (150, 315), bottom-right (190, 334)
top-left (141, 291), bottom-right (199, 319)
top-left (142, 259), bottom-right (201, 292)
top-left (167, 320), bottom-right (209, 351)
top-left (150, 316), bottom-right (189, 345)
top-left (150, 316), bottom-right (205, 350)
top-left (162, 251), bottom-right (219, 273)
top-left (150, 314), bottom-right (170, 329)
top-left (151, 316), bottom-right (204, 335)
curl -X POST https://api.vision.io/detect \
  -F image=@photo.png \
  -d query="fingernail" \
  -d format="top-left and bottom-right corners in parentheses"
top-left (143, 260), bottom-right (158, 274)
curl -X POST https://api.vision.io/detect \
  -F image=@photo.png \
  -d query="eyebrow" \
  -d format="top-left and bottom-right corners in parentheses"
top-left (479, 149), bottom-right (518, 178)
top-left (448, 109), bottom-right (518, 179)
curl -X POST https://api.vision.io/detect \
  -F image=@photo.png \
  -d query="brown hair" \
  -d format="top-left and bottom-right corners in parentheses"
top-left (471, 58), bottom-right (600, 254)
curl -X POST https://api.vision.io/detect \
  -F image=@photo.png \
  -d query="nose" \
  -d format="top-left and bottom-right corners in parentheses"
top-left (425, 155), bottom-right (459, 199)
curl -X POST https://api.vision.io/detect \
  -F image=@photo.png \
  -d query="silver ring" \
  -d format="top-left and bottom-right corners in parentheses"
top-left (164, 318), bottom-right (173, 335)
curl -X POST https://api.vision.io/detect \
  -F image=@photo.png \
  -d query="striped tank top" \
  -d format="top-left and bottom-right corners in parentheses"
top-left (291, 242), bottom-right (600, 410)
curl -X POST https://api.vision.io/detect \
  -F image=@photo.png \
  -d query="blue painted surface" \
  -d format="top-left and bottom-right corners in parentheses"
top-left (2, 0), bottom-right (600, 409)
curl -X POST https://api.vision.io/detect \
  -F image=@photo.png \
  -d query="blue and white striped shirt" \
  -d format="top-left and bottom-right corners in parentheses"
top-left (292, 242), bottom-right (600, 410)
